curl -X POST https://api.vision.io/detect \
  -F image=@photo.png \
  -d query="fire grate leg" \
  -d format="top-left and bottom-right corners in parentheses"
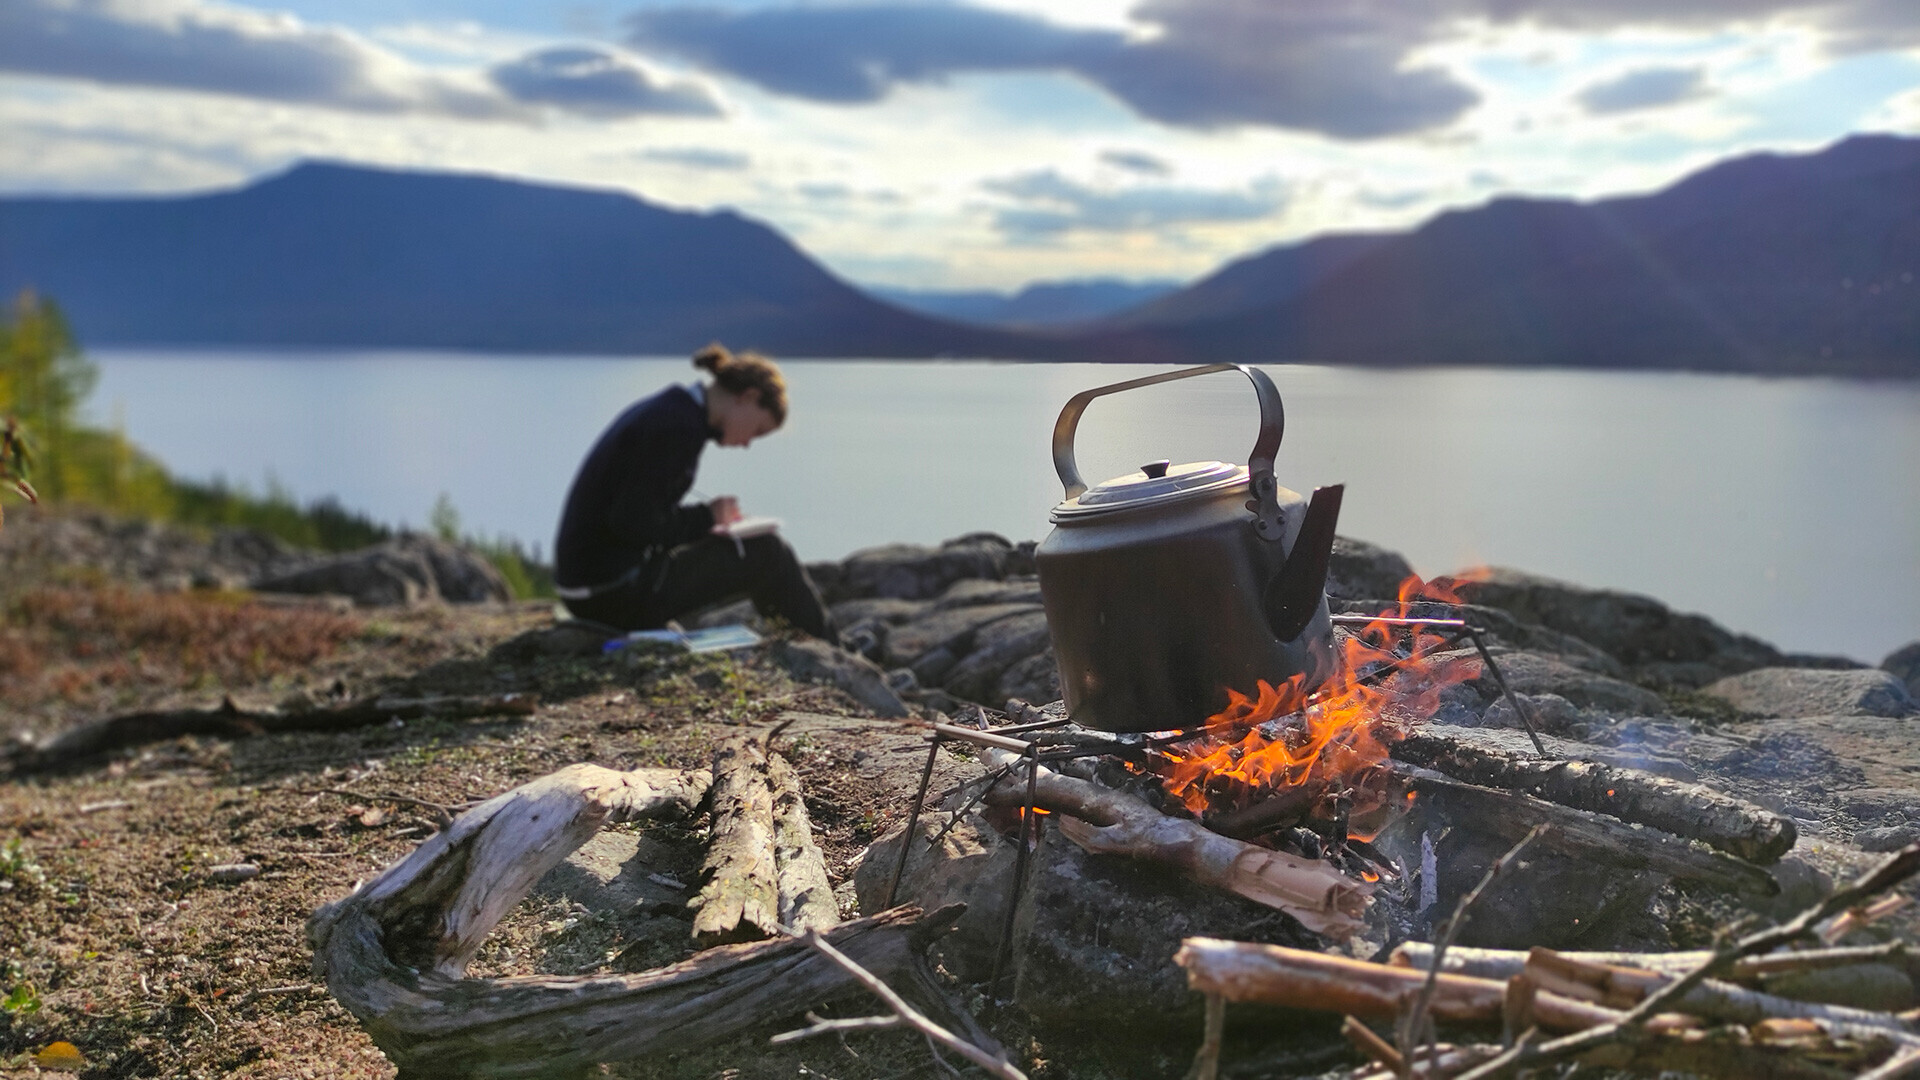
top-left (885, 732), bottom-right (945, 909)
top-left (1466, 628), bottom-right (1548, 756)
top-left (988, 743), bottom-right (1042, 1002)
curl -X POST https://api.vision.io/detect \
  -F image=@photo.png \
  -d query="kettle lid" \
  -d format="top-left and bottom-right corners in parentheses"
top-left (1052, 459), bottom-right (1246, 519)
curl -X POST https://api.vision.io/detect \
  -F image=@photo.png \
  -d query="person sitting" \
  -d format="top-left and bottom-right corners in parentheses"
top-left (553, 344), bottom-right (836, 641)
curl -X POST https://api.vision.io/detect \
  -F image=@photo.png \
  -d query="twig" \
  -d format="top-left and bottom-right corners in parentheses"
top-left (1185, 994), bottom-right (1226, 1080)
top-left (307, 787), bottom-right (468, 827)
top-left (770, 1012), bottom-right (905, 1045)
top-left (1344, 1016), bottom-right (1405, 1072)
top-left (1860, 1046), bottom-right (1920, 1080)
top-left (1398, 825), bottom-right (1548, 1076)
top-left (1822, 895), bottom-right (1910, 945)
top-left (1457, 840), bottom-right (1920, 1080)
top-left (780, 923), bottom-right (1026, 1080)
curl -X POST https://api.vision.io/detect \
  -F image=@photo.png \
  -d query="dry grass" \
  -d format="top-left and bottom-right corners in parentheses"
top-left (0, 584), bottom-right (363, 714)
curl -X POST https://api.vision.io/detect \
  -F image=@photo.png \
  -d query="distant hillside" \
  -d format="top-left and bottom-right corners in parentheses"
top-left (0, 162), bottom-right (1037, 357)
top-left (1079, 135), bottom-right (1920, 376)
top-left (873, 278), bottom-right (1181, 327)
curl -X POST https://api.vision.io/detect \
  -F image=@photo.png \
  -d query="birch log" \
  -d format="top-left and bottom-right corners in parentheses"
top-left (308, 762), bottom-right (987, 1078)
top-left (691, 738), bottom-right (781, 946)
top-left (978, 747), bottom-right (1373, 939)
top-left (768, 752), bottom-right (838, 934)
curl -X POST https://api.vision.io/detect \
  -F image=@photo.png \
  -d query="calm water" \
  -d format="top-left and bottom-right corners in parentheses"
top-left (87, 350), bottom-right (1920, 664)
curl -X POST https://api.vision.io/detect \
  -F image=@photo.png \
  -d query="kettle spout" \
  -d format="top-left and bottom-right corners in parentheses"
top-left (1263, 484), bottom-right (1344, 642)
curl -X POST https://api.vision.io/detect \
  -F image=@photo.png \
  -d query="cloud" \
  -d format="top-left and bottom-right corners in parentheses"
top-left (0, 0), bottom-right (513, 118)
top-left (1100, 148), bottom-right (1171, 175)
top-left (627, 1), bottom-right (1920, 139)
top-left (1575, 66), bottom-right (1710, 114)
top-left (982, 168), bottom-right (1286, 238)
top-left (489, 46), bottom-right (721, 117)
top-left (638, 145), bottom-right (750, 169)
top-left (627, 2), bottom-right (1479, 138)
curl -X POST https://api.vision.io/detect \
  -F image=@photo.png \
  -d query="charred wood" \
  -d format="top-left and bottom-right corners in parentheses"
top-left (1402, 770), bottom-right (1777, 897)
top-left (1392, 731), bottom-right (1795, 863)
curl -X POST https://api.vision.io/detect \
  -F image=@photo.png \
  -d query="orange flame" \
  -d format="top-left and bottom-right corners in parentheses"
top-left (1150, 573), bottom-right (1485, 817)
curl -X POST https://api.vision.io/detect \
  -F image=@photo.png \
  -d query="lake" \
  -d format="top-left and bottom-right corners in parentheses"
top-left (86, 350), bottom-right (1920, 664)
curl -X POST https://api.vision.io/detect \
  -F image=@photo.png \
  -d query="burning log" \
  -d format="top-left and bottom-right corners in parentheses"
top-left (1391, 731), bottom-right (1795, 864)
top-left (977, 746), bottom-right (1373, 938)
top-left (1402, 771), bottom-right (1777, 897)
top-left (308, 762), bottom-right (994, 1078)
top-left (768, 752), bottom-right (838, 934)
top-left (691, 738), bottom-right (781, 946)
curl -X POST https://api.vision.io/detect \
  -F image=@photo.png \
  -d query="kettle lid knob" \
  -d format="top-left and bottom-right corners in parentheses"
top-left (1140, 459), bottom-right (1171, 479)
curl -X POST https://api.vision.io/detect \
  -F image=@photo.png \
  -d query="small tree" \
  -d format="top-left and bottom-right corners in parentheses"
top-left (0, 290), bottom-right (95, 503)
top-left (0, 415), bottom-right (37, 531)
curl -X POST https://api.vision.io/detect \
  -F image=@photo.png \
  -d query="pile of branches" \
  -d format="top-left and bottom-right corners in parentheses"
top-left (1176, 826), bottom-right (1920, 1080)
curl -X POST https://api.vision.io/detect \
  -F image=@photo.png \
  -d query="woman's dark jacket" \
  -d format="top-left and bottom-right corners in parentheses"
top-left (555, 386), bottom-right (716, 592)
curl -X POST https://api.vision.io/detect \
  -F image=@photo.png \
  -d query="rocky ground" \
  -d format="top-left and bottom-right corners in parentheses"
top-left (1, 507), bottom-right (1917, 1079)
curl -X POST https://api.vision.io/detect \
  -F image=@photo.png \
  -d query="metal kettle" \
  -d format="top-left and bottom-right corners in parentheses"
top-left (1034, 363), bottom-right (1345, 734)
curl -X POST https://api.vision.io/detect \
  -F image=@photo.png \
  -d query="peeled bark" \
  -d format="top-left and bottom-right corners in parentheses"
top-left (1392, 730), bottom-right (1794, 864)
top-left (768, 752), bottom-right (838, 934)
top-left (691, 739), bottom-right (781, 946)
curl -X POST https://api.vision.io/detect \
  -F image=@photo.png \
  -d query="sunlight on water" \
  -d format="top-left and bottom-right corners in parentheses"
top-left (88, 350), bottom-right (1920, 662)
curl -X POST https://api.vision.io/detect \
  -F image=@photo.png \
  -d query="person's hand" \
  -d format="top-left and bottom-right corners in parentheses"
top-left (709, 496), bottom-right (742, 528)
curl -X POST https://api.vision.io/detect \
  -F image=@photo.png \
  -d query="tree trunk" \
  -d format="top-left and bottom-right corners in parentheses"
top-left (769, 752), bottom-right (838, 934)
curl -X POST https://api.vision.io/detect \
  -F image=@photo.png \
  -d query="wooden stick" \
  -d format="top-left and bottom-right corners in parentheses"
top-left (767, 753), bottom-right (837, 935)
top-left (980, 746), bottom-right (1372, 938)
top-left (691, 739), bottom-right (780, 946)
top-left (1343, 1016), bottom-right (1404, 1072)
top-left (1520, 949), bottom-right (1914, 1033)
top-left (1860, 1047), bottom-right (1920, 1080)
top-left (769, 1012), bottom-right (904, 1045)
top-left (1172, 939), bottom-right (1625, 1032)
top-left (784, 924), bottom-right (1026, 1080)
top-left (1185, 995), bottom-right (1227, 1080)
top-left (1502, 976), bottom-right (1537, 1048)
top-left (1392, 943), bottom-right (1909, 983)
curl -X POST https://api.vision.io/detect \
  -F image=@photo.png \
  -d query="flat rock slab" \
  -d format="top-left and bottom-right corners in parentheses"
top-left (1470, 650), bottom-right (1669, 716)
top-left (1704, 667), bottom-right (1917, 719)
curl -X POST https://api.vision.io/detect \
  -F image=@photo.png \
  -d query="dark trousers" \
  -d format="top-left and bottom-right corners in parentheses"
top-left (564, 534), bottom-right (836, 641)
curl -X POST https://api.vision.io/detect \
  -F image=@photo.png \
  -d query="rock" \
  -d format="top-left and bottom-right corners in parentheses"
top-left (1443, 567), bottom-right (1783, 687)
top-left (827, 597), bottom-right (933, 627)
top-left (207, 863), bottom-right (261, 884)
top-left (1756, 857), bottom-right (1834, 920)
top-left (1326, 536), bottom-right (1415, 601)
top-left (879, 603), bottom-right (1045, 671)
top-left (1855, 824), bottom-right (1920, 852)
top-left (1883, 642), bottom-right (1920, 699)
top-left (995, 651), bottom-right (1062, 710)
top-left (1701, 667), bottom-right (1916, 719)
top-left (773, 639), bottom-right (910, 718)
top-left (251, 533), bottom-right (509, 607)
top-left (938, 611), bottom-right (1053, 704)
top-left (1837, 788), bottom-right (1918, 826)
top-left (488, 622), bottom-right (613, 663)
top-left (831, 533), bottom-right (1015, 601)
top-left (1464, 650), bottom-right (1669, 716)
top-left (853, 811), bottom-right (1022, 981)
top-left (1335, 598), bottom-right (1625, 677)
top-left (932, 576), bottom-right (1043, 610)
top-left (1475, 692), bottom-right (1586, 736)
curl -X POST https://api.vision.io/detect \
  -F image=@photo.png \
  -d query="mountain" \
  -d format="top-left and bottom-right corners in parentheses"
top-left (1080, 135), bottom-right (1920, 376)
top-left (0, 161), bottom-right (1037, 357)
top-left (873, 278), bottom-right (1181, 327)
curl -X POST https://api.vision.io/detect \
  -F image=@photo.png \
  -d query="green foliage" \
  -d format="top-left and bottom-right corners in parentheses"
top-left (0, 291), bottom-right (93, 503)
top-left (0, 838), bottom-right (45, 891)
top-left (1, 982), bottom-right (40, 1016)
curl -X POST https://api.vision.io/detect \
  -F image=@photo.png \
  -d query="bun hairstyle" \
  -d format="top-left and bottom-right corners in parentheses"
top-left (693, 343), bottom-right (788, 426)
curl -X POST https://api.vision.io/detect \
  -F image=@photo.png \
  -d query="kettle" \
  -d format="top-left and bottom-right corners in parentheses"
top-left (1034, 363), bottom-right (1344, 734)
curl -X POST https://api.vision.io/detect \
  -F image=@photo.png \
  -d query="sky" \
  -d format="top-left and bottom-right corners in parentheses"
top-left (3, 0), bottom-right (1918, 291)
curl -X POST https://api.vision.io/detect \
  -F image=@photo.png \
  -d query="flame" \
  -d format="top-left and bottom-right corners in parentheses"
top-left (1149, 573), bottom-right (1486, 818)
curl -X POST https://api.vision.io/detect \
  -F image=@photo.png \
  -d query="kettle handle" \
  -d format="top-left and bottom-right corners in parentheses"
top-left (1051, 362), bottom-right (1288, 541)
